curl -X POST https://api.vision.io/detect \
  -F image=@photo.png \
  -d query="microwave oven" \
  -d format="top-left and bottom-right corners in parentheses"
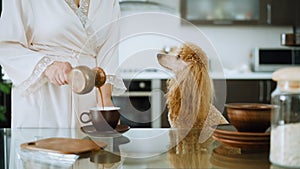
top-left (252, 48), bottom-right (300, 72)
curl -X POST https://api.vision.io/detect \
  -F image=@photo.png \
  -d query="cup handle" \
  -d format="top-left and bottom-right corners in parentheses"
top-left (80, 112), bottom-right (91, 123)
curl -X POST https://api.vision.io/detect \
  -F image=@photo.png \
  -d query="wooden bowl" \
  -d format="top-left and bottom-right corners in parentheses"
top-left (225, 103), bottom-right (273, 132)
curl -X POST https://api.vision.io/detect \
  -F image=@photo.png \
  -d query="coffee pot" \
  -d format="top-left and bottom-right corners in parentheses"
top-left (68, 66), bottom-right (106, 94)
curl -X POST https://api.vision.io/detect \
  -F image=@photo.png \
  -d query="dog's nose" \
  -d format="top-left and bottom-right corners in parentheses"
top-left (157, 53), bottom-right (163, 59)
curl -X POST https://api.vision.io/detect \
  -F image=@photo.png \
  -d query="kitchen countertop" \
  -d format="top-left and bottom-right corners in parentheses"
top-left (119, 70), bottom-right (273, 80)
top-left (0, 128), bottom-right (286, 169)
top-left (211, 72), bottom-right (273, 80)
top-left (1, 70), bottom-right (273, 82)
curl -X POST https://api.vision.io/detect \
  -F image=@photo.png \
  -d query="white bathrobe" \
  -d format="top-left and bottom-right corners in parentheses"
top-left (0, 0), bottom-right (125, 128)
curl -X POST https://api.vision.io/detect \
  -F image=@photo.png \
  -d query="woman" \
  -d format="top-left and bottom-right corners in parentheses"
top-left (0, 0), bottom-right (125, 128)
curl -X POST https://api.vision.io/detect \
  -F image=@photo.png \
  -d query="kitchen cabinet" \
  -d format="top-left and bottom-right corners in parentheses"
top-left (265, 0), bottom-right (299, 26)
top-left (213, 79), bottom-right (276, 119)
top-left (223, 80), bottom-right (276, 104)
top-left (180, 0), bottom-right (299, 26)
top-left (117, 76), bottom-right (276, 128)
top-left (181, 0), bottom-right (264, 25)
top-left (120, 0), bottom-right (179, 16)
top-left (160, 79), bottom-right (277, 128)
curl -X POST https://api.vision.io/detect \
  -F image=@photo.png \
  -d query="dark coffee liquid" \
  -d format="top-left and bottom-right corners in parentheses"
top-left (97, 87), bottom-right (105, 109)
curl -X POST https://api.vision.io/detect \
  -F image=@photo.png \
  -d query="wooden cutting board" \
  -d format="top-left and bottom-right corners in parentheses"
top-left (21, 137), bottom-right (107, 155)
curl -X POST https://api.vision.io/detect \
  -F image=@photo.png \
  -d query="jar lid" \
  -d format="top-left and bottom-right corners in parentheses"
top-left (272, 67), bottom-right (300, 82)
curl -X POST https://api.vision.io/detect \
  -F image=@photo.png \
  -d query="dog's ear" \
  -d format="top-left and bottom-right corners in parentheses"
top-left (175, 64), bottom-right (213, 128)
top-left (178, 43), bottom-right (209, 67)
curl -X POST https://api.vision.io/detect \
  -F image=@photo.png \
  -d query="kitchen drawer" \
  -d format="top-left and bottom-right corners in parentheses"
top-left (213, 79), bottom-right (276, 119)
top-left (226, 80), bottom-right (276, 103)
top-left (214, 79), bottom-right (276, 104)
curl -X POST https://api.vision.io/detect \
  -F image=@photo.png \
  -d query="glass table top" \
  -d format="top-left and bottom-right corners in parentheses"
top-left (0, 128), bottom-right (285, 169)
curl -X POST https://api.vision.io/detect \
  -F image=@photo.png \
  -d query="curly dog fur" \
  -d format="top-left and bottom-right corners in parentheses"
top-left (157, 42), bottom-right (227, 129)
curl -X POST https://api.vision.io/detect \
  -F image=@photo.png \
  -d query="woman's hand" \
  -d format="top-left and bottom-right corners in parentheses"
top-left (44, 61), bottom-right (72, 86)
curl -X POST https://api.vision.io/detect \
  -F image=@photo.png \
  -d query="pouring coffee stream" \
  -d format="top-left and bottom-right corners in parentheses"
top-left (68, 66), bottom-right (106, 108)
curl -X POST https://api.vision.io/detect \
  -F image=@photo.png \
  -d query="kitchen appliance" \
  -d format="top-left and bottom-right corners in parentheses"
top-left (113, 79), bottom-right (152, 128)
top-left (112, 79), bottom-right (164, 128)
top-left (281, 33), bottom-right (300, 47)
top-left (281, 26), bottom-right (300, 47)
top-left (251, 48), bottom-right (300, 72)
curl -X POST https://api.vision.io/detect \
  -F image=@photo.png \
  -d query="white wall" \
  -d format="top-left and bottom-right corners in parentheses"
top-left (190, 26), bottom-right (292, 71)
top-left (118, 0), bottom-right (293, 73)
top-left (118, 16), bottom-right (292, 73)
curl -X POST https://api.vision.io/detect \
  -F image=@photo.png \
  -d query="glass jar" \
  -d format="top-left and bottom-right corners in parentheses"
top-left (270, 67), bottom-right (300, 168)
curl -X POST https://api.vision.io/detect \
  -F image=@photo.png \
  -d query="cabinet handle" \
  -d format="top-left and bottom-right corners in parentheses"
top-left (259, 81), bottom-right (264, 102)
top-left (266, 81), bottom-right (271, 103)
top-left (267, 4), bottom-right (272, 24)
top-left (213, 20), bottom-right (233, 25)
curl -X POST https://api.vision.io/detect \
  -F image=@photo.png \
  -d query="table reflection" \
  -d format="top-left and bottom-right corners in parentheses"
top-left (211, 145), bottom-right (270, 169)
top-left (167, 129), bottom-right (214, 169)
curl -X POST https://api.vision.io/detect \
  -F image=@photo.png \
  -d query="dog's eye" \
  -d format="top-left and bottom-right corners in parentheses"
top-left (176, 55), bottom-right (181, 60)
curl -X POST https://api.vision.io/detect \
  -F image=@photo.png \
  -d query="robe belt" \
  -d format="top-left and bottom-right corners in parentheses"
top-left (30, 44), bottom-right (97, 60)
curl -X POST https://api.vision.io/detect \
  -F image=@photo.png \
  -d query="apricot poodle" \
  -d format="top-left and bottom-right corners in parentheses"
top-left (157, 42), bottom-right (228, 129)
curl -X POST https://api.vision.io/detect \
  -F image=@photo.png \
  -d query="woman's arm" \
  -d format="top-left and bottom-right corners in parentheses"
top-left (0, 1), bottom-right (59, 95)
